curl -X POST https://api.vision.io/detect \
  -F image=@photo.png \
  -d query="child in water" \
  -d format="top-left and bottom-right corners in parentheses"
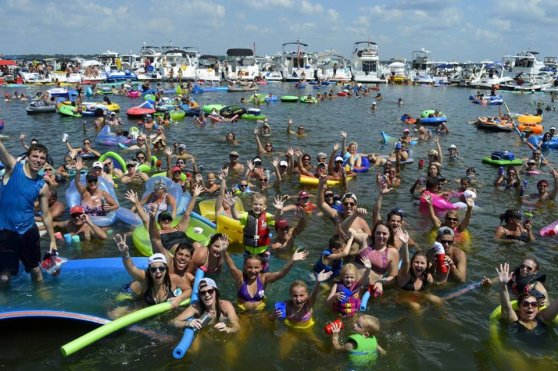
top-left (231, 193), bottom-right (281, 272)
top-left (313, 233), bottom-right (354, 279)
top-left (272, 270), bottom-right (332, 358)
top-left (326, 260), bottom-right (371, 318)
top-left (330, 314), bottom-right (386, 367)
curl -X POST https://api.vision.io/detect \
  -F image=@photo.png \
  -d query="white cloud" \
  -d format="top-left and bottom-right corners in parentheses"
top-left (300, 1), bottom-right (323, 14)
top-left (327, 9), bottom-right (339, 22)
top-left (240, 0), bottom-right (294, 9)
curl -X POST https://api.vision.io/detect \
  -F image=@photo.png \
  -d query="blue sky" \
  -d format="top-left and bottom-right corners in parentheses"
top-left (1, 0), bottom-right (557, 62)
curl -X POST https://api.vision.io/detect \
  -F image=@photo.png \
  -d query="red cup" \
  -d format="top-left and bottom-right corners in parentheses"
top-left (418, 159), bottom-right (425, 170)
top-left (324, 318), bottom-right (344, 334)
top-left (437, 253), bottom-right (448, 273)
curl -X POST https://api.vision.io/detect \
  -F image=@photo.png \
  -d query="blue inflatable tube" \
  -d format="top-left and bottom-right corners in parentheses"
top-left (264, 95), bottom-right (278, 102)
top-left (353, 156), bottom-right (370, 173)
top-left (417, 116), bottom-right (447, 126)
top-left (360, 291), bottom-right (371, 311)
top-left (173, 268), bottom-right (204, 359)
top-left (528, 135), bottom-right (558, 149)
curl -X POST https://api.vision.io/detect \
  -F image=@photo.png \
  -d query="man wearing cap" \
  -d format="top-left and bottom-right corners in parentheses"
top-left (271, 216), bottom-right (307, 251)
top-left (120, 159), bottom-right (149, 184)
top-left (427, 227), bottom-right (467, 283)
top-left (53, 206), bottom-right (108, 241)
top-left (282, 191), bottom-right (315, 214)
top-left (223, 150), bottom-right (244, 177)
top-left (175, 143), bottom-right (194, 162)
top-left (91, 160), bottom-right (115, 185)
top-left (550, 127), bottom-right (556, 137)
top-left (0, 139), bottom-right (57, 286)
top-left (447, 144), bottom-right (460, 160)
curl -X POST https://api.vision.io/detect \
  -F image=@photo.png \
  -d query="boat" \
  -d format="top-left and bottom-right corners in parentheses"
top-left (387, 58), bottom-right (410, 84)
top-left (227, 83), bottom-right (258, 92)
top-left (280, 40), bottom-right (317, 82)
top-left (409, 48), bottom-right (435, 85)
top-left (351, 41), bottom-right (386, 84)
top-left (474, 117), bottom-right (514, 132)
top-left (135, 45), bottom-right (164, 81)
top-left (195, 55), bottom-right (222, 82)
top-left (258, 55), bottom-right (283, 81)
top-left (161, 46), bottom-right (198, 81)
top-left (223, 48), bottom-right (259, 81)
top-left (499, 51), bottom-right (552, 91)
top-left (315, 50), bottom-right (352, 82)
top-left (26, 100), bottom-right (56, 114)
top-left (469, 94), bottom-right (504, 105)
top-left (471, 62), bottom-right (513, 89)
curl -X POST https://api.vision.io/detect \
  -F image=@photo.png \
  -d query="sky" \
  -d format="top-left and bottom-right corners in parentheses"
top-left (1, 0), bottom-right (557, 62)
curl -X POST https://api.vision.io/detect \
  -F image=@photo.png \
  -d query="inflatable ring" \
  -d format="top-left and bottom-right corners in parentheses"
top-left (216, 214), bottom-right (244, 244)
top-left (138, 156), bottom-right (158, 173)
top-left (131, 213), bottom-right (216, 256)
top-left (517, 115), bottom-right (543, 124)
top-left (98, 151), bottom-right (126, 171)
top-left (299, 175), bottom-right (355, 187)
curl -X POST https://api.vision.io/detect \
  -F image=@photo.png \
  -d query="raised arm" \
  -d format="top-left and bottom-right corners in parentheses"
top-left (264, 249), bottom-right (309, 285)
top-left (497, 263), bottom-right (517, 322)
top-left (125, 190), bottom-right (149, 226)
top-left (308, 270), bottom-right (333, 306)
top-left (434, 136), bottom-right (443, 165)
top-left (223, 250), bottom-right (243, 284)
top-left (0, 137), bottom-right (16, 173)
top-left (422, 192), bottom-right (442, 228)
top-left (215, 168), bottom-right (228, 216)
top-left (74, 158), bottom-right (87, 195)
top-left (317, 174), bottom-right (337, 219)
top-left (114, 233), bottom-right (146, 281)
top-left (548, 168), bottom-right (558, 200)
top-left (272, 157), bottom-right (282, 185)
top-left (148, 204), bottom-right (172, 263)
top-left (177, 184), bottom-right (203, 231)
top-left (456, 197), bottom-right (474, 232)
top-left (395, 228), bottom-right (411, 287)
top-left (254, 127), bottom-right (265, 155)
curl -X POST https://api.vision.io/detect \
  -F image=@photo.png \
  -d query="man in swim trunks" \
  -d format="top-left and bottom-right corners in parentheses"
top-left (0, 141), bottom-right (58, 287)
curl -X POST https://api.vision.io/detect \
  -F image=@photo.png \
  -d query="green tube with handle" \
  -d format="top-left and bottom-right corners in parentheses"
top-left (60, 298), bottom-right (190, 357)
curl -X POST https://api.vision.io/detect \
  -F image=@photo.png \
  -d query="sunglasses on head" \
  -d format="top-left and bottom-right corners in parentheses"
top-left (149, 266), bottom-right (167, 273)
top-left (200, 288), bottom-right (215, 296)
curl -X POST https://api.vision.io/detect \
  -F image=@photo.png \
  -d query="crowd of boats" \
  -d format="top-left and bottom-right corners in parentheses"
top-left (1, 41), bottom-right (558, 92)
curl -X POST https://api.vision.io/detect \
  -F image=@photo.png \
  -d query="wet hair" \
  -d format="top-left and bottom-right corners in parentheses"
top-left (145, 262), bottom-right (172, 299)
top-left (26, 143), bottom-right (49, 157)
top-left (289, 280), bottom-right (308, 294)
top-left (356, 314), bottom-right (381, 335)
top-left (517, 292), bottom-right (538, 307)
top-left (466, 167), bottom-right (477, 175)
top-left (207, 233), bottom-right (225, 247)
top-left (328, 235), bottom-right (345, 250)
top-left (370, 221), bottom-right (394, 247)
top-left (500, 209), bottom-right (521, 223)
top-left (337, 263), bottom-right (358, 282)
top-left (175, 241), bottom-right (194, 256)
top-left (537, 179), bottom-right (549, 187)
top-left (387, 207), bottom-right (404, 221)
top-left (522, 257), bottom-right (539, 271)
top-left (244, 254), bottom-right (264, 267)
top-left (425, 177), bottom-right (440, 191)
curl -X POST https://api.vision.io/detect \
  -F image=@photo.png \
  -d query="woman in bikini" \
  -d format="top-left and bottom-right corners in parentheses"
top-left (223, 248), bottom-right (308, 312)
top-left (495, 209), bottom-right (535, 243)
top-left (74, 159), bottom-right (118, 216)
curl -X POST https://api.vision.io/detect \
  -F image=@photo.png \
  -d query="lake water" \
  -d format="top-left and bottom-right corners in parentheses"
top-left (0, 83), bottom-right (557, 369)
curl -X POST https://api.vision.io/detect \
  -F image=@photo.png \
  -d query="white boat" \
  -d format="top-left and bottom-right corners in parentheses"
top-left (161, 47), bottom-right (197, 81)
top-left (280, 40), bottom-right (317, 82)
top-left (120, 54), bottom-right (143, 72)
top-left (316, 50), bottom-right (352, 82)
top-left (541, 57), bottom-right (558, 74)
top-left (196, 55), bottom-right (222, 82)
top-left (258, 55), bottom-right (283, 81)
top-left (409, 48), bottom-right (434, 84)
top-left (223, 48), bottom-right (259, 81)
top-left (19, 71), bottom-right (55, 84)
top-left (80, 60), bottom-right (107, 82)
top-left (351, 41), bottom-right (386, 84)
top-left (387, 58), bottom-right (410, 84)
top-left (471, 62), bottom-right (512, 89)
top-left (500, 51), bottom-right (550, 91)
top-left (135, 45), bottom-right (163, 81)
top-left (431, 62), bottom-right (461, 85)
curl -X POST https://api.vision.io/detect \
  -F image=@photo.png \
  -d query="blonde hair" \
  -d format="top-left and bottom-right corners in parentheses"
top-left (337, 263), bottom-right (358, 282)
top-left (251, 192), bottom-right (267, 206)
top-left (357, 314), bottom-right (380, 335)
top-left (289, 280), bottom-right (308, 294)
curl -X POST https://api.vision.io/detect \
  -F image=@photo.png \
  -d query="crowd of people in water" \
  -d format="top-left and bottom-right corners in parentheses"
top-left (1, 80), bottom-right (557, 367)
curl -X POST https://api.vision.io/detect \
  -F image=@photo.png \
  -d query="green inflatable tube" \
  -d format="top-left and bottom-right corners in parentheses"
top-left (60, 298), bottom-right (190, 357)
top-left (481, 156), bottom-right (524, 166)
top-left (58, 104), bottom-right (82, 118)
top-left (280, 96), bottom-right (299, 102)
top-left (241, 113), bottom-right (267, 120)
top-left (98, 151), bottom-right (126, 171)
top-left (202, 104), bottom-right (225, 114)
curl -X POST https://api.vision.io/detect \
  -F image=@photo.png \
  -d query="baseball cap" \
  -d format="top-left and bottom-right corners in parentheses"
top-left (551, 126), bottom-right (556, 130)
top-left (528, 159), bottom-right (536, 164)
top-left (178, 144), bottom-right (186, 150)
top-left (316, 162), bottom-right (326, 168)
top-left (279, 160), bottom-right (288, 167)
top-left (148, 253), bottom-right (167, 266)
top-left (275, 219), bottom-right (290, 230)
top-left (403, 128), bottom-right (410, 133)
top-left (229, 151), bottom-right (239, 157)
top-left (253, 157), bottom-right (262, 164)
top-left (92, 161), bottom-right (103, 169)
top-left (449, 144), bottom-right (457, 149)
top-left (341, 192), bottom-right (357, 202)
top-left (126, 159), bottom-right (137, 166)
top-left (70, 206), bottom-right (84, 217)
top-left (199, 277), bottom-right (218, 291)
top-left (335, 156), bottom-right (344, 162)
top-left (172, 166), bottom-right (181, 173)
top-left (298, 191), bottom-right (310, 199)
top-left (155, 181), bottom-right (167, 190)
top-left (437, 226), bottom-right (454, 238)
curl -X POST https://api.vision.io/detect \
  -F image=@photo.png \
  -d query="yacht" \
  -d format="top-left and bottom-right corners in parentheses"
top-left (431, 62), bottom-right (461, 85)
top-left (316, 50), bottom-right (351, 82)
top-left (471, 62), bottom-right (512, 89)
top-left (258, 55), bottom-right (283, 81)
top-left (409, 48), bottom-right (434, 85)
top-left (161, 47), bottom-right (197, 81)
top-left (136, 45), bottom-right (163, 81)
top-left (120, 54), bottom-right (142, 72)
top-left (279, 40), bottom-right (317, 82)
top-left (195, 55), bottom-right (222, 82)
top-left (500, 51), bottom-right (550, 91)
top-left (541, 57), bottom-right (558, 74)
top-left (351, 41), bottom-right (386, 84)
top-left (387, 58), bottom-right (410, 84)
top-left (223, 48), bottom-right (259, 81)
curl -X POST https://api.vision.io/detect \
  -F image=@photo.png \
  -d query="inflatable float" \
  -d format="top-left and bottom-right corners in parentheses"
top-left (299, 175), bottom-right (354, 187)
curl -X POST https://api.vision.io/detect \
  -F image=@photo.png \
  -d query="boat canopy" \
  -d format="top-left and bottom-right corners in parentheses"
top-left (226, 48), bottom-right (253, 57)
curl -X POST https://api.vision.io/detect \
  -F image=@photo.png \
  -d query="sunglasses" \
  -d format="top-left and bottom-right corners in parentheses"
top-left (520, 264), bottom-right (535, 272)
top-left (324, 193), bottom-right (334, 197)
top-left (259, 178), bottom-right (268, 182)
top-left (446, 217), bottom-right (458, 222)
top-left (160, 218), bottom-right (172, 223)
top-left (200, 288), bottom-right (215, 296)
top-left (93, 167), bottom-right (102, 170)
top-left (137, 157), bottom-right (145, 160)
top-left (441, 240), bottom-right (454, 245)
top-left (149, 266), bottom-right (167, 273)
top-left (343, 202), bottom-right (355, 207)
top-left (44, 168), bottom-right (53, 172)
top-left (71, 213), bottom-right (84, 219)
top-left (520, 300), bottom-right (538, 308)
top-left (83, 142), bottom-right (91, 145)
top-left (239, 184), bottom-right (248, 187)
top-left (87, 179), bottom-right (98, 183)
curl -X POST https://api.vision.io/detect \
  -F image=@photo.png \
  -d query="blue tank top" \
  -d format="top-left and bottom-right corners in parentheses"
top-left (0, 162), bottom-right (45, 234)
